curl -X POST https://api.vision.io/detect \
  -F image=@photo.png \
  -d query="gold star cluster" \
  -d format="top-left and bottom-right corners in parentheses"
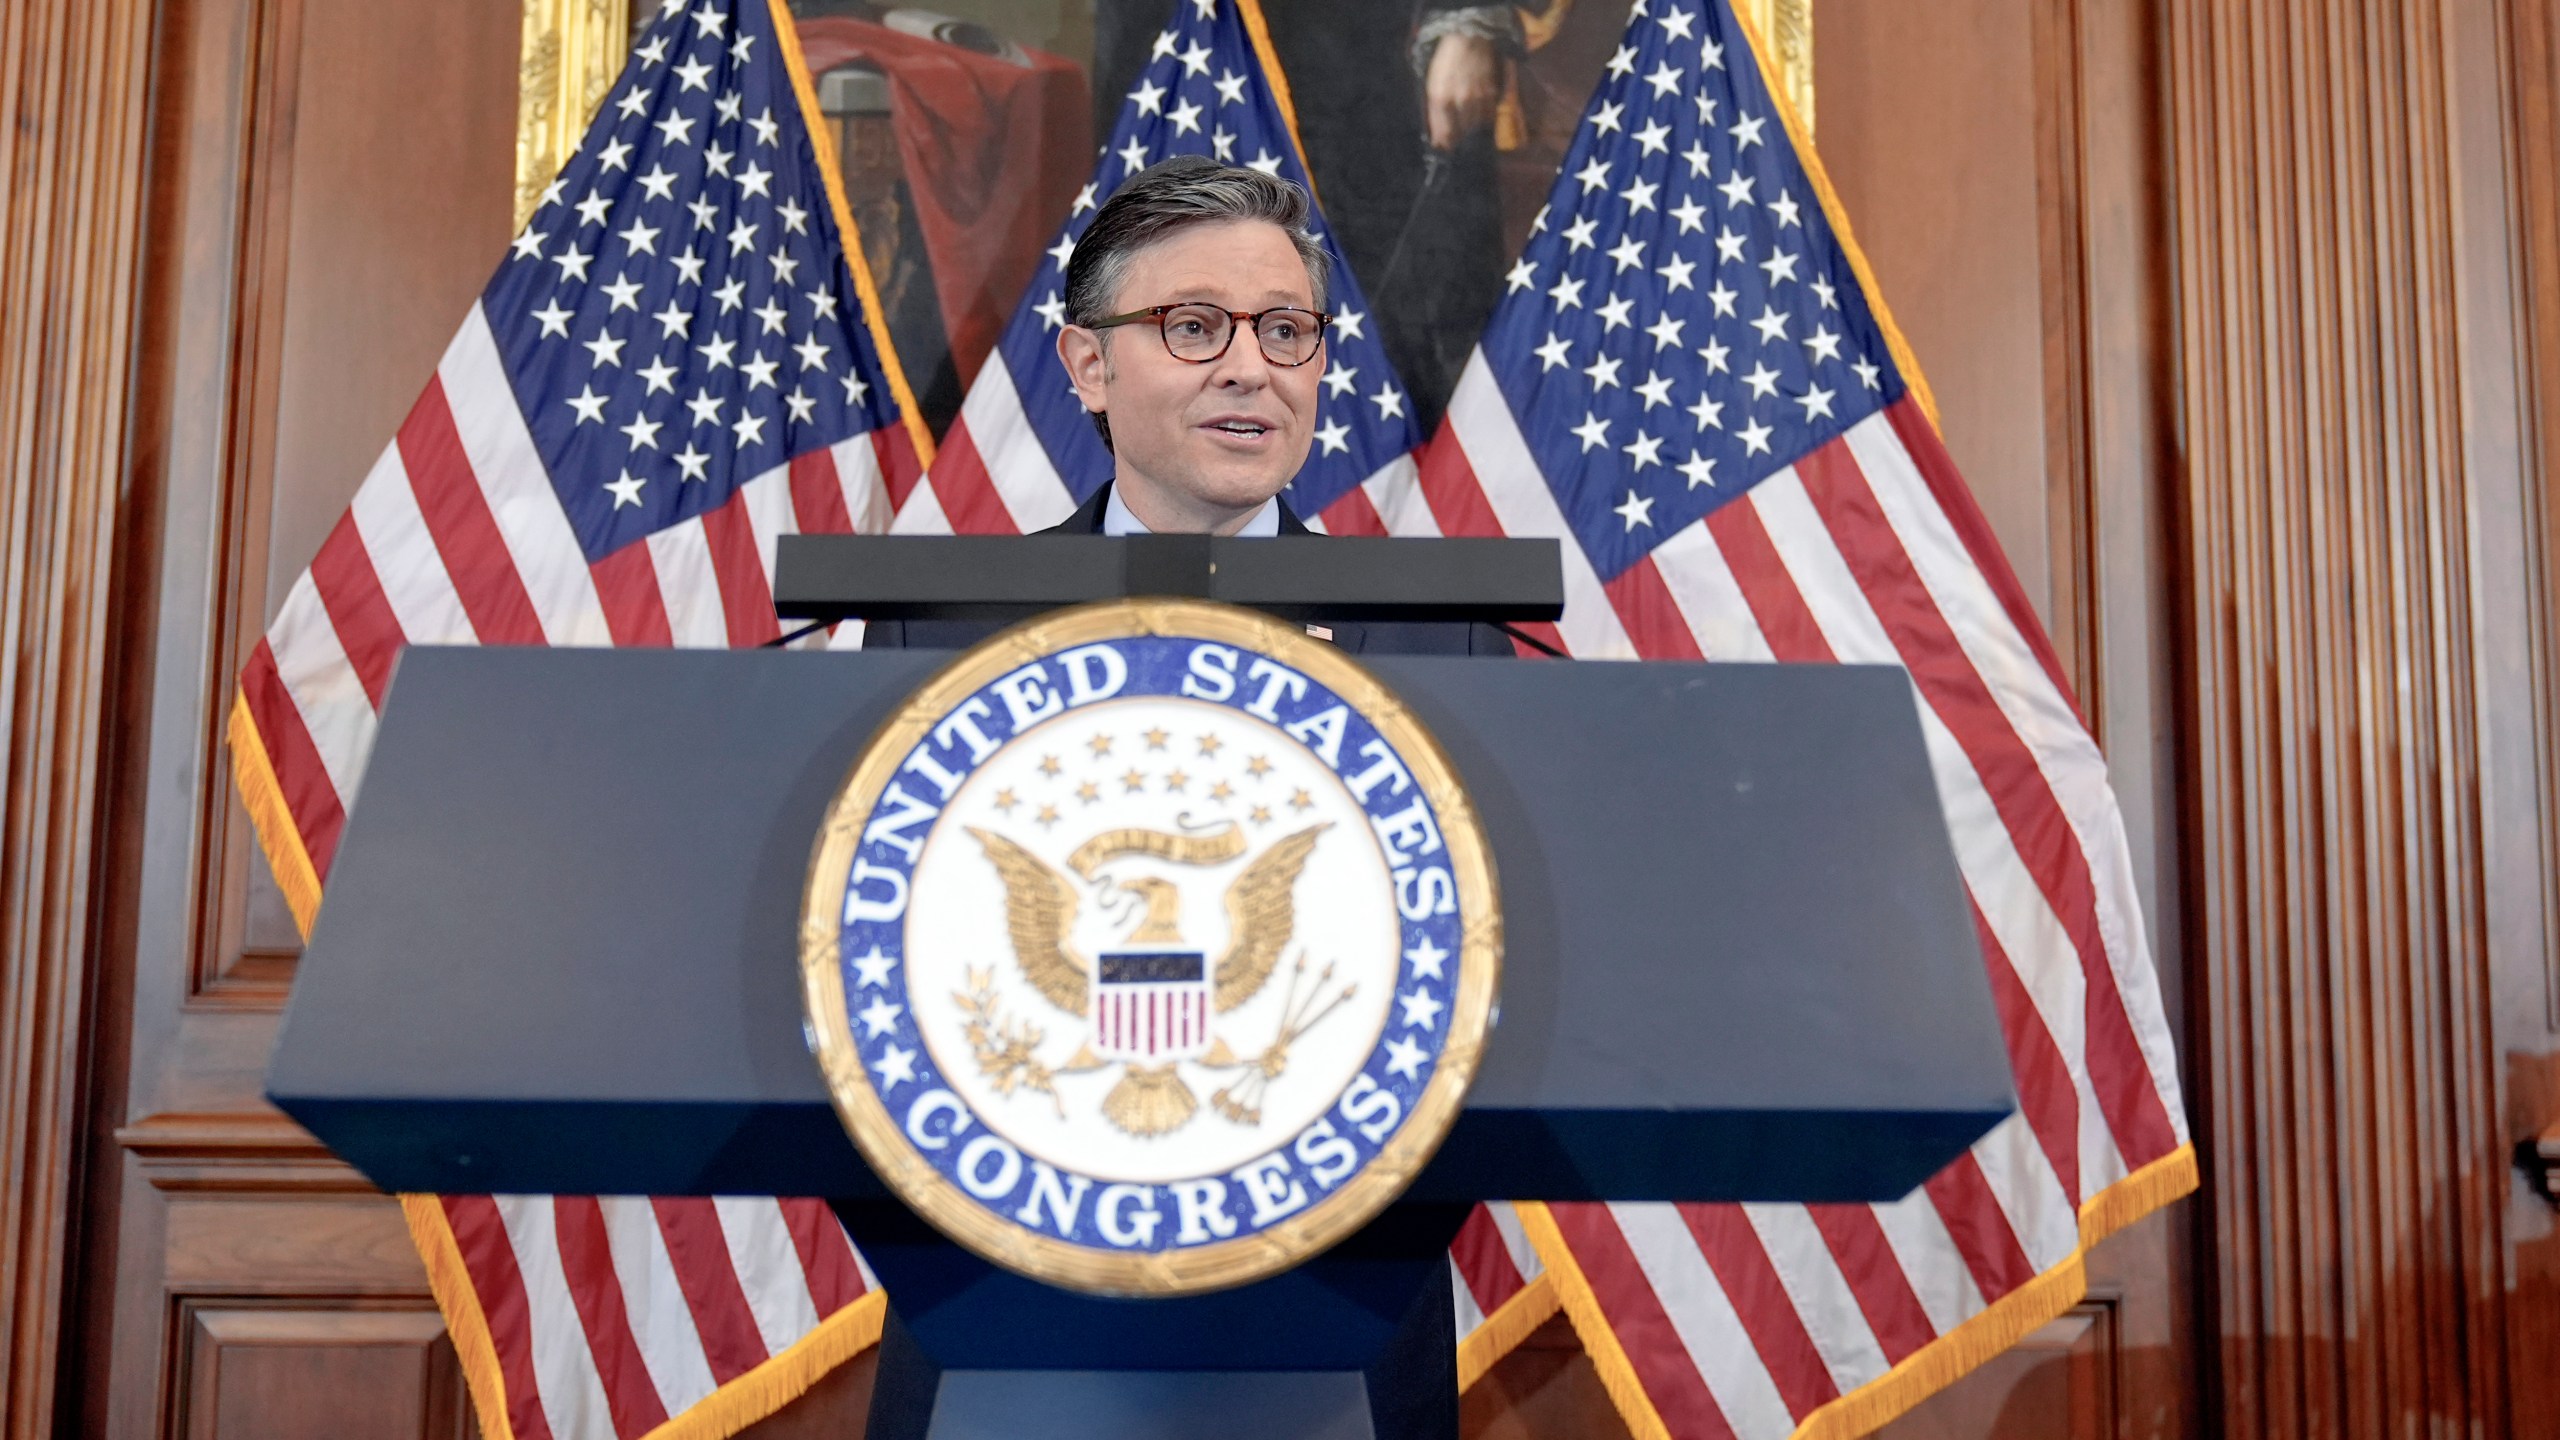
top-left (985, 721), bottom-right (1318, 830)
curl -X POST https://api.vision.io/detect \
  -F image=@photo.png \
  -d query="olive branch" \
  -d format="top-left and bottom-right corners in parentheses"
top-left (954, 966), bottom-right (1065, 1116)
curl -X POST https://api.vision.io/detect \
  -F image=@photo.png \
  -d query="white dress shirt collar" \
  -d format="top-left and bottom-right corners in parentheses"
top-left (1101, 484), bottom-right (1281, 538)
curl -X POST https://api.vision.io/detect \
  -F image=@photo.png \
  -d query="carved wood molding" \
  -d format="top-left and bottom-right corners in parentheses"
top-left (2163, 1), bottom-right (2530, 1432)
top-left (171, 1300), bottom-right (468, 1440)
top-left (2029, 0), bottom-right (2102, 723)
top-left (0, 0), bottom-right (159, 1432)
top-left (186, 0), bottom-right (310, 1015)
top-left (115, 1112), bottom-right (379, 1195)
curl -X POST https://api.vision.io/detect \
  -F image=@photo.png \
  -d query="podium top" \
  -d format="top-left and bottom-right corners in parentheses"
top-left (270, 647), bottom-right (2012, 1206)
top-left (771, 533), bottom-right (1567, 624)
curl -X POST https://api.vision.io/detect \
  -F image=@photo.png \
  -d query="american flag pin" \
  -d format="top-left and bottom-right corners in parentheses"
top-left (1305, 624), bottom-right (1333, 641)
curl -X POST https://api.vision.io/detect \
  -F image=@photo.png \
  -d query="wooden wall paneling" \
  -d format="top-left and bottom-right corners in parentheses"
top-left (121, 1112), bottom-right (476, 1438)
top-left (70, 0), bottom-right (521, 1429)
top-left (2514, 0), bottom-right (2560, 1063)
top-left (177, 1306), bottom-right (467, 1440)
top-left (2070, 0), bottom-right (2190, 1066)
top-left (2043, 6), bottom-right (2203, 1433)
top-left (2473, 0), bottom-right (2560, 1426)
top-left (1817, 0), bottom-right (2057, 630)
top-left (1829, 0), bottom-right (2198, 1433)
top-left (63, 0), bottom-right (274, 1415)
top-left (0, 0), bottom-right (159, 1432)
top-left (192, 0), bottom-right (308, 1010)
top-left (2031, 0), bottom-right (2102, 716)
top-left (1878, 1301), bottom-right (2120, 1440)
top-left (2163, 0), bottom-right (2560, 1433)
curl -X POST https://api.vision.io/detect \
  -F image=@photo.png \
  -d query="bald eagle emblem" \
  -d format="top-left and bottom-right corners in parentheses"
top-left (967, 819), bottom-right (1344, 1137)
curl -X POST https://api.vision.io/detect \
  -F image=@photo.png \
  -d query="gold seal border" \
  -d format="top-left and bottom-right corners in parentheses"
top-left (800, 598), bottom-right (1502, 1298)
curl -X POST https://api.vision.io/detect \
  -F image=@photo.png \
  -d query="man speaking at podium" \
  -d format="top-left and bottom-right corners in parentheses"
top-left (865, 156), bottom-right (1513, 657)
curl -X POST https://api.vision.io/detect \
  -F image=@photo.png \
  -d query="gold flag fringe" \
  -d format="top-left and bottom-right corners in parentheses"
top-left (406, 1193), bottom-right (892, 1440)
top-left (403, 1195), bottom-right (523, 1440)
top-left (2080, 1143), bottom-right (2198, 1248)
top-left (1513, 1203), bottom-right (1677, 1440)
top-left (1785, 1248), bottom-right (2090, 1440)
top-left (1455, 1272), bottom-right (1562, 1393)
top-left (1517, 1144), bottom-right (2200, 1440)
top-left (226, 691), bottom-right (323, 940)
top-left (642, 1290), bottom-right (889, 1440)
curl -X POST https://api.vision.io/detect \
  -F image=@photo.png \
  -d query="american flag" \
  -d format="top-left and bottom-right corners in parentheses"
top-left (227, 0), bottom-right (916, 1435)
top-left (1402, 1), bottom-right (2194, 1433)
top-left (891, 0), bottom-right (1431, 537)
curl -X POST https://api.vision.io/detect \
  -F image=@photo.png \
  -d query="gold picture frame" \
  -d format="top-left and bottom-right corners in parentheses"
top-left (1741, 0), bottom-right (1814, 132)
top-left (515, 0), bottom-right (631, 227)
top-left (512, 0), bottom-right (1813, 231)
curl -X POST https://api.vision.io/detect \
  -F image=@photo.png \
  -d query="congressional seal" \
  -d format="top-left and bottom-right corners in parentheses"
top-left (801, 598), bottom-right (1499, 1296)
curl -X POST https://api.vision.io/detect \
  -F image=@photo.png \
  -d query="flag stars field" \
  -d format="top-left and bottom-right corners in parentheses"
top-left (1462, 0), bottom-right (1911, 570)
top-left (481, 0), bottom-right (902, 555)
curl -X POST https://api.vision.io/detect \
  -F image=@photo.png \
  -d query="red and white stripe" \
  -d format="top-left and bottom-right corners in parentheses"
top-left (891, 351), bottom-right (1079, 536)
top-left (1422, 349), bottom-right (2187, 1435)
top-left (1417, 358), bottom-right (1636, 658)
top-left (243, 302), bottom-right (916, 877)
top-left (438, 1195), bottom-right (876, 1440)
top-left (241, 296), bottom-right (916, 1440)
top-left (1094, 986), bottom-right (1209, 1059)
top-left (1450, 1201), bottom-right (1546, 1335)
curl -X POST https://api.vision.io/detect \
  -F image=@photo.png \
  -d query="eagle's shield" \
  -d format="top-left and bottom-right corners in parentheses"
top-left (1090, 947), bottom-right (1212, 1063)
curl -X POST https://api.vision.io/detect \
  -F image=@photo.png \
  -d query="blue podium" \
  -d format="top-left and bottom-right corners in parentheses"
top-left (267, 644), bottom-right (2010, 1438)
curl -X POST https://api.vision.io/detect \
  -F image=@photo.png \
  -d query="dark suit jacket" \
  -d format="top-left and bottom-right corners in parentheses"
top-left (860, 483), bottom-right (1516, 656)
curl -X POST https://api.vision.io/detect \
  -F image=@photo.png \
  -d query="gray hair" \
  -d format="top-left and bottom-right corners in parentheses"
top-left (1064, 156), bottom-right (1331, 328)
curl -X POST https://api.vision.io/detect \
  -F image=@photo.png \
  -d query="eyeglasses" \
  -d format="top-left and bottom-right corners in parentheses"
top-left (1086, 303), bottom-right (1331, 367)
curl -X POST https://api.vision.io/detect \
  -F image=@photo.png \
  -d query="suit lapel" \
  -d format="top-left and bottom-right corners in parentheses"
top-left (1043, 484), bottom-right (1112, 536)
top-left (1043, 482), bottom-right (1312, 539)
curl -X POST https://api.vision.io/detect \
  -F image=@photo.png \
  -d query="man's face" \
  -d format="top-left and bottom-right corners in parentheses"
top-left (1058, 219), bottom-right (1324, 532)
